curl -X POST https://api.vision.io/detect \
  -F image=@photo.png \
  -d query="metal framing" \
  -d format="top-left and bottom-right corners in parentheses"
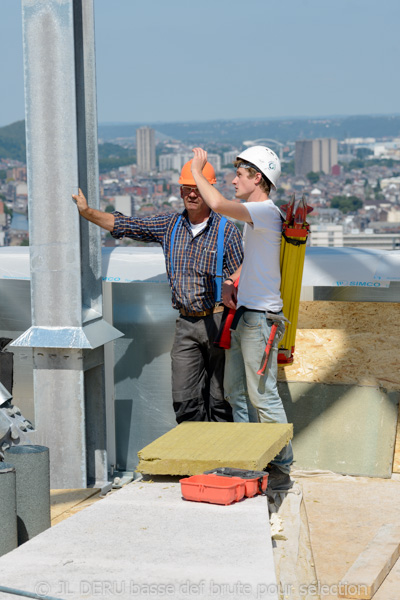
top-left (14, 0), bottom-right (121, 489)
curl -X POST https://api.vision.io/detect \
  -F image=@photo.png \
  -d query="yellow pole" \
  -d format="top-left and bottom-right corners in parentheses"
top-left (278, 202), bottom-right (310, 365)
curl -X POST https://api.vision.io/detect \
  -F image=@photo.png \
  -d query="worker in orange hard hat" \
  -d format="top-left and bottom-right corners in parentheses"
top-left (178, 159), bottom-right (217, 185)
top-left (73, 158), bottom-right (243, 424)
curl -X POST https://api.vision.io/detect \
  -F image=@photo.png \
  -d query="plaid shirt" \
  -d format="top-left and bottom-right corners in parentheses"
top-left (112, 210), bottom-right (243, 312)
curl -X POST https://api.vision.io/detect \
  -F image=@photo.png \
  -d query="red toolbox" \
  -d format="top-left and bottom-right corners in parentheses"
top-left (203, 467), bottom-right (268, 498)
top-left (179, 474), bottom-right (246, 505)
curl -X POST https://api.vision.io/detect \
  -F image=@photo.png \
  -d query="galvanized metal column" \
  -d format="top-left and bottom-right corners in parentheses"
top-left (13, 0), bottom-right (122, 489)
top-left (73, 0), bottom-right (116, 489)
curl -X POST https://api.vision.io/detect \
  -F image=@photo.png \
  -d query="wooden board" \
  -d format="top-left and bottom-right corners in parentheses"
top-left (338, 524), bottom-right (400, 599)
top-left (394, 402), bottom-right (400, 474)
top-left (50, 489), bottom-right (101, 525)
top-left (137, 422), bottom-right (293, 475)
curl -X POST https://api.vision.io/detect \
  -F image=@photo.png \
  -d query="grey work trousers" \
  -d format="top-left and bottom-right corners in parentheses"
top-left (171, 312), bottom-right (233, 423)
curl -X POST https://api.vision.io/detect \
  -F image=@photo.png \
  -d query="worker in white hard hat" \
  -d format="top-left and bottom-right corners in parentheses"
top-left (191, 146), bottom-right (293, 491)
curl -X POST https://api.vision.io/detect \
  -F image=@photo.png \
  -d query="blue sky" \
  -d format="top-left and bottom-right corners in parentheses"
top-left (1, 0), bottom-right (399, 127)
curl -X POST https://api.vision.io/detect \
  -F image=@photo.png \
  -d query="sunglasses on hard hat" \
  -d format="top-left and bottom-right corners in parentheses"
top-left (181, 186), bottom-right (201, 196)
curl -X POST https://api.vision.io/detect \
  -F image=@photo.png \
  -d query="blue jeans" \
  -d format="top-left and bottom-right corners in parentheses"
top-left (224, 310), bottom-right (293, 474)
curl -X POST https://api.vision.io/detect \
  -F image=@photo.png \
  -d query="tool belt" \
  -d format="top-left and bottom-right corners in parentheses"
top-left (230, 306), bottom-right (280, 331)
top-left (214, 306), bottom-right (282, 349)
top-left (179, 304), bottom-right (225, 318)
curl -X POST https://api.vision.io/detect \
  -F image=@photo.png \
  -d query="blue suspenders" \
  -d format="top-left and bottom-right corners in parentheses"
top-left (169, 215), bottom-right (227, 303)
top-left (169, 215), bottom-right (181, 278)
top-left (214, 216), bottom-right (227, 302)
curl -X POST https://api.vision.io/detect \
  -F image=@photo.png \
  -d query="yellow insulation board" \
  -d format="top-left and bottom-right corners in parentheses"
top-left (136, 422), bottom-right (293, 475)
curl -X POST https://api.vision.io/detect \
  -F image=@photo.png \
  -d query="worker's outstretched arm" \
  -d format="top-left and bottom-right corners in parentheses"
top-left (72, 189), bottom-right (115, 232)
top-left (191, 148), bottom-right (252, 224)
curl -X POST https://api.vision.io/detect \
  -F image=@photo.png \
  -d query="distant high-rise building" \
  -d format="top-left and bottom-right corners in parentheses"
top-left (207, 153), bottom-right (221, 173)
top-left (295, 139), bottom-right (338, 176)
top-left (159, 151), bottom-right (222, 174)
top-left (223, 150), bottom-right (239, 166)
top-left (136, 126), bottom-right (156, 173)
top-left (158, 153), bottom-right (193, 173)
top-left (114, 195), bottom-right (134, 217)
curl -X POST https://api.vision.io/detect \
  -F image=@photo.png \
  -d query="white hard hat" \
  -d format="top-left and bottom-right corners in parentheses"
top-left (236, 146), bottom-right (281, 189)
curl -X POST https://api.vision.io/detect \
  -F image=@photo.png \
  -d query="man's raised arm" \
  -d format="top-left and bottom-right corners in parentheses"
top-left (191, 148), bottom-right (252, 224)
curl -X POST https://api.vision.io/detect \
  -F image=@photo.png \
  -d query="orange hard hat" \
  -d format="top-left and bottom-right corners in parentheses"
top-left (178, 159), bottom-right (216, 185)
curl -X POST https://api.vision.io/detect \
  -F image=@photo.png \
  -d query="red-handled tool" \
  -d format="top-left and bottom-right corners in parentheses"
top-left (257, 313), bottom-right (290, 376)
top-left (214, 279), bottom-right (240, 349)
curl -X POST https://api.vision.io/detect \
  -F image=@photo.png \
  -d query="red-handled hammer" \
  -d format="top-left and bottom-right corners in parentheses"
top-left (257, 313), bottom-right (290, 376)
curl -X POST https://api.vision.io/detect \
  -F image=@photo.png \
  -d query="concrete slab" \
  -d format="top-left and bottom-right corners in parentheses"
top-left (137, 422), bottom-right (293, 475)
top-left (0, 480), bottom-right (279, 600)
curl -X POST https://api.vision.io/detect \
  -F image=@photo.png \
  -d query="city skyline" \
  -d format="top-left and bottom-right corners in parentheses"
top-left (1, 0), bottom-right (400, 127)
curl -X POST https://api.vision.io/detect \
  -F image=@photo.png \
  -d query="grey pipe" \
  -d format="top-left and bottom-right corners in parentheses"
top-left (0, 585), bottom-right (64, 600)
top-left (0, 463), bottom-right (18, 556)
top-left (4, 445), bottom-right (50, 545)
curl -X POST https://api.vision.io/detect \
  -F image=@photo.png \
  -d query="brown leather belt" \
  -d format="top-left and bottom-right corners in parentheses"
top-left (179, 304), bottom-right (225, 317)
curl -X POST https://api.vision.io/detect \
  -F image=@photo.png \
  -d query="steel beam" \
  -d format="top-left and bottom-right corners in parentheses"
top-left (14, 0), bottom-right (122, 489)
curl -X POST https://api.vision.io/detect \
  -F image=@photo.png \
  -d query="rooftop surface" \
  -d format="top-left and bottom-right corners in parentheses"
top-left (1, 471), bottom-right (400, 600)
top-left (0, 478), bottom-right (278, 600)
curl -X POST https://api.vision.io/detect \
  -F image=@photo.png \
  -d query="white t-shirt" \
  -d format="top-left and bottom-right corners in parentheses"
top-left (189, 220), bottom-right (208, 237)
top-left (236, 200), bottom-right (283, 312)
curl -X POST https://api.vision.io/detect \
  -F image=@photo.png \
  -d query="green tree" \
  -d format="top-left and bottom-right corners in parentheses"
top-left (306, 172), bottom-right (320, 184)
top-left (356, 147), bottom-right (373, 159)
top-left (281, 161), bottom-right (294, 176)
top-left (330, 195), bottom-right (363, 214)
top-left (3, 203), bottom-right (13, 217)
top-left (99, 156), bottom-right (136, 172)
top-left (343, 159), bottom-right (365, 171)
top-left (20, 238), bottom-right (29, 246)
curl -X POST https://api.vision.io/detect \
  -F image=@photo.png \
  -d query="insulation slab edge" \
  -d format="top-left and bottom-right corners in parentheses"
top-left (137, 422), bottom-right (293, 475)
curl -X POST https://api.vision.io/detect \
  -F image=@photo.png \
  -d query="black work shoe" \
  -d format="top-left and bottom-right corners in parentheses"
top-left (266, 464), bottom-right (293, 491)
